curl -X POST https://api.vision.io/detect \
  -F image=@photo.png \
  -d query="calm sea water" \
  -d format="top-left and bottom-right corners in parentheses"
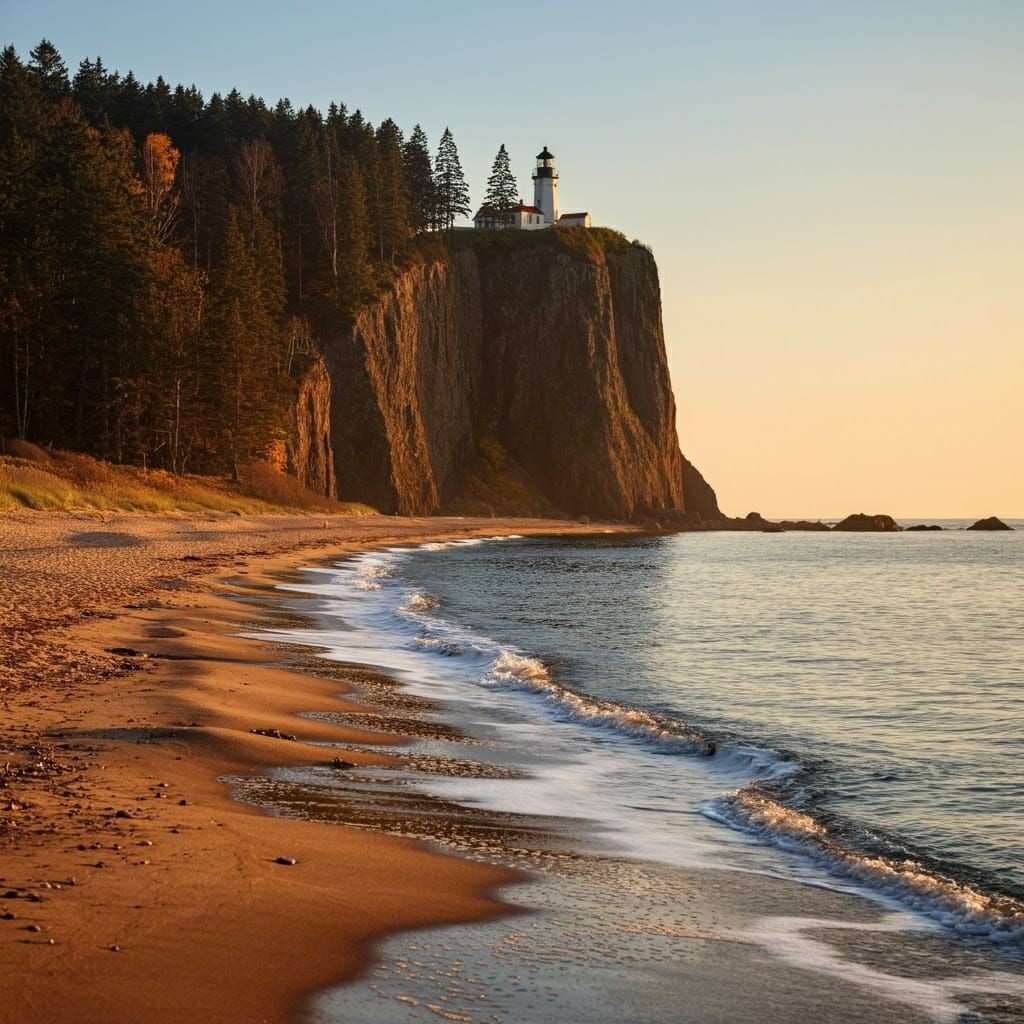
top-left (276, 524), bottom-right (1024, 948)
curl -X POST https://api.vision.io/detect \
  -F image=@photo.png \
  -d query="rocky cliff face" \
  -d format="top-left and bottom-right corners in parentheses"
top-left (294, 237), bottom-right (721, 520)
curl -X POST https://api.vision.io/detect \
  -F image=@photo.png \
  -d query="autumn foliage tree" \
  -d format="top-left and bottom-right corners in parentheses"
top-left (141, 132), bottom-right (180, 242)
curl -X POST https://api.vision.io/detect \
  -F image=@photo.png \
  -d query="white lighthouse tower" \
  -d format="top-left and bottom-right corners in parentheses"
top-left (532, 146), bottom-right (559, 225)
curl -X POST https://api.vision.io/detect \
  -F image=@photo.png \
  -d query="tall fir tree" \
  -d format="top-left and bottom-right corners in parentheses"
top-left (27, 39), bottom-right (69, 101)
top-left (375, 118), bottom-right (409, 261)
top-left (336, 152), bottom-right (371, 309)
top-left (202, 207), bottom-right (288, 478)
top-left (483, 144), bottom-right (518, 210)
top-left (434, 127), bottom-right (470, 231)
top-left (402, 124), bottom-right (436, 233)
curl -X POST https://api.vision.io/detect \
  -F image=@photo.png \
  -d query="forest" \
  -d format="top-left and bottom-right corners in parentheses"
top-left (0, 40), bottom-right (475, 479)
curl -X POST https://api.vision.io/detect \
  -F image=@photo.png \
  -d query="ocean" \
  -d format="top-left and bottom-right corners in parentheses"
top-left (238, 524), bottom-right (1024, 1022)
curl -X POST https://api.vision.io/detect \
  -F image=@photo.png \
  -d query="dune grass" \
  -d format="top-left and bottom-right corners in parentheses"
top-left (0, 443), bottom-right (375, 516)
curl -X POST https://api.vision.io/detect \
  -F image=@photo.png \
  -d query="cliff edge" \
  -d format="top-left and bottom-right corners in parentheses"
top-left (294, 232), bottom-right (720, 521)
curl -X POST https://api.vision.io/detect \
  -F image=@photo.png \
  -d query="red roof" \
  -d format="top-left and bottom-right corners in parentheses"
top-left (559, 212), bottom-right (590, 219)
top-left (474, 203), bottom-right (544, 218)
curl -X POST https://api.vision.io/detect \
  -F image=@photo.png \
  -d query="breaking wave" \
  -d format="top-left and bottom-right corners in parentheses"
top-left (488, 651), bottom-right (729, 760)
top-left (400, 591), bottom-right (441, 614)
top-left (352, 560), bottom-right (393, 590)
top-left (485, 648), bottom-right (1024, 947)
top-left (412, 634), bottom-right (468, 657)
top-left (707, 784), bottom-right (1024, 946)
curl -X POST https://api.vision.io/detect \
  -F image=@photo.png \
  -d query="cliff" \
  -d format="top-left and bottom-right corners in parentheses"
top-left (293, 233), bottom-right (721, 521)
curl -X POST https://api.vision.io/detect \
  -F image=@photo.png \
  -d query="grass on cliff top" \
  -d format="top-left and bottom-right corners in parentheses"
top-left (414, 225), bottom-right (646, 264)
top-left (0, 441), bottom-right (375, 516)
top-left (359, 226), bottom-right (648, 310)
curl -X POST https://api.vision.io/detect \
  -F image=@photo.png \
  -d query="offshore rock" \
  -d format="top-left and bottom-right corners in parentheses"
top-left (967, 516), bottom-right (1012, 531)
top-left (299, 238), bottom-right (721, 520)
top-left (834, 513), bottom-right (902, 532)
top-left (776, 519), bottom-right (831, 532)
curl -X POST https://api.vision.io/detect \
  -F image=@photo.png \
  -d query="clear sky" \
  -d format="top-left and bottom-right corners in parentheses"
top-left (6, 0), bottom-right (1022, 517)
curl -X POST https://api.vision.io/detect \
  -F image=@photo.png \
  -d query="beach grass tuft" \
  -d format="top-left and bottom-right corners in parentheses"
top-left (0, 448), bottom-right (375, 516)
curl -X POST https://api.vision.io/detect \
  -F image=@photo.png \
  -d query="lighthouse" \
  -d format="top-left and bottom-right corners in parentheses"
top-left (532, 146), bottom-right (559, 225)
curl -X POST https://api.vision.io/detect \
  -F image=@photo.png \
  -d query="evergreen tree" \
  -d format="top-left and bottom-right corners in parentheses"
top-left (202, 207), bottom-right (288, 478)
top-left (336, 152), bottom-right (371, 309)
top-left (403, 124), bottom-right (436, 234)
top-left (483, 144), bottom-right (518, 210)
top-left (375, 118), bottom-right (409, 261)
top-left (27, 39), bottom-right (69, 101)
top-left (434, 127), bottom-right (470, 230)
top-left (307, 130), bottom-right (370, 319)
top-left (134, 246), bottom-right (204, 472)
top-left (72, 57), bottom-right (115, 126)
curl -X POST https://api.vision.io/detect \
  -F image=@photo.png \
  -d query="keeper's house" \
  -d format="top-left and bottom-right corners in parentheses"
top-left (473, 201), bottom-right (548, 230)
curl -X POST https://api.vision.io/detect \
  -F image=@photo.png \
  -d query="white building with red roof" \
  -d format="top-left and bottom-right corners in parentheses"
top-left (473, 147), bottom-right (591, 231)
top-left (473, 201), bottom-right (548, 231)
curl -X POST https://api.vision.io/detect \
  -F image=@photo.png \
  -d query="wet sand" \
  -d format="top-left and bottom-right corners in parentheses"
top-left (0, 510), bottom-right (616, 1024)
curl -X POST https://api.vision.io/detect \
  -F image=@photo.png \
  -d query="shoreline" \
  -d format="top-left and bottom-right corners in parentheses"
top-left (241, 539), bottom-right (1024, 1024)
top-left (0, 511), bottom-right (624, 1024)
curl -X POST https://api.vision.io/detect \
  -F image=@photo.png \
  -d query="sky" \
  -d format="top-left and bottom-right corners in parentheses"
top-left (5, 0), bottom-right (1022, 517)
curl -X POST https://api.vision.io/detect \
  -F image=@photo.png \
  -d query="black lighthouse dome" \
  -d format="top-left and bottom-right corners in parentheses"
top-left (533, 145), bottom-right (557, 179)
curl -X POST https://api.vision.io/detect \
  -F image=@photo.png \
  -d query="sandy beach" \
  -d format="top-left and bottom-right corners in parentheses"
top-left (0, 510), bottom-right (615, 1024)
top-left (5, 511), bottom-right (1024, 1024)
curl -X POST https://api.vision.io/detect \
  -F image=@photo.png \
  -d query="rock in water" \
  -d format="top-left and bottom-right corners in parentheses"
top-left (967, 516), bottom-right (1012, 531)
top-left (906, 524), bottom-right (943, 531)
top-left (833, 513), bottom-right (902, 532)
top-left (294, 237), bottom-right (722, 522)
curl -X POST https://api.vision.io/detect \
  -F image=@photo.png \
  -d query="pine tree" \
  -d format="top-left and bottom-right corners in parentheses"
top-left (27, 39), bottom-right (69, 101)
top-left (434, 127), bottom-right (470, 231)
top-left (202, 207), bottom-right (288, 478)
top-left (307, 130), bottom-right (370, 318)
top-left (337, 152), bottom-right (371, 307)
top-left (72, 57), bottom-right (114, 126)
top-left (137, 246), bottom-right (204, 472)
top-left (375, 118), bottom-right (409, 261)
top-left (403, 124), bottom-right (436, 234)
top-left (483, 144), bottom-right (518, 210)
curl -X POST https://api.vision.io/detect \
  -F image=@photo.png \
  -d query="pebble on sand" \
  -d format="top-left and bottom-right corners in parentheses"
top-left (275, 856), bottom-right (297, 866)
